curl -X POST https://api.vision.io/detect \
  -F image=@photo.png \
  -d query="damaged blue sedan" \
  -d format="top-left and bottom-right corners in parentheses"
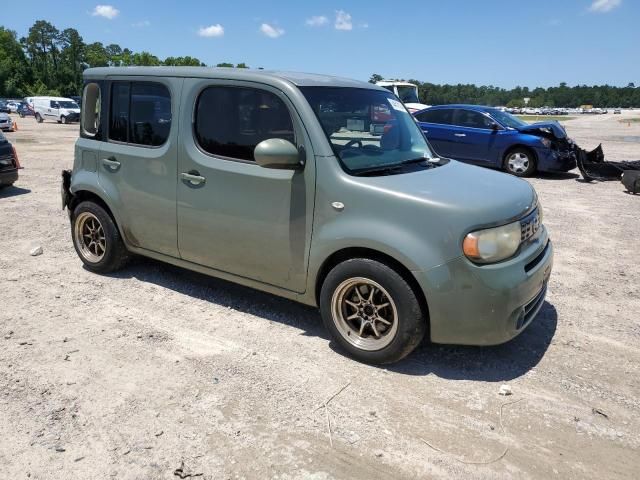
top-left (414, 104), bottom-right (579, 177)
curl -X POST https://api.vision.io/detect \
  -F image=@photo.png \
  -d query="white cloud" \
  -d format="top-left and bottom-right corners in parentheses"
top-left (306, 15), bottom-right (328, 27)
top-left (335, 10), bottom-right (352, 31)
top-left (198, 24), bottom-right (225, 37)
top-left (588, 0), bottom-right (622, 13)
top-left (132, 20), bottom-right (150, 28)
top-left (260, 23), bottom-right (284, 38)
top-left (91, 5), bottom-right (120, 20)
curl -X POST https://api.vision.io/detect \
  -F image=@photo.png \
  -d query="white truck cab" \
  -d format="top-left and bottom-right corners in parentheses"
top-left (32, 96), bottom-right (80, 124)
top-left (375, 81), bottom-right (430, 113)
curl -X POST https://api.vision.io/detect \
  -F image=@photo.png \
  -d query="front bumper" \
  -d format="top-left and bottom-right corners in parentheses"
top-left (0, 168), bottom-right (18, 186)
top-left (417, 228), bottom-right (553, 345)
top-left (535, 146), bottom-right (577, 172)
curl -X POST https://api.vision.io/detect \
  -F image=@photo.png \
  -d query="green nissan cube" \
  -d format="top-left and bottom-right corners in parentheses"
top-left (62, 67), bottom-right (553, 364)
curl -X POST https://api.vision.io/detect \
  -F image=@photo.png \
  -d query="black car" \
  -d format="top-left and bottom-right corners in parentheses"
top-left (0, 102), bottom-right (11, 114)
top-left (0, 131), bottom-right (19, 188)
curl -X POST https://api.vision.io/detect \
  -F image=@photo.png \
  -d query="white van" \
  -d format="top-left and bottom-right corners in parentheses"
top-left (32, 96), bottom-right (80, 124)
top-left (375, 81), bottom-right (430, 113)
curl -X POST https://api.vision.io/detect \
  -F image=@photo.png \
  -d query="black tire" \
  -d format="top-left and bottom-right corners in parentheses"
top-left (503, 147), bottom-right (537, 177)
top-left (319, 258), bottom-right (426, 364)
top-left (35, 113), bottom-right (43, 123)
top-left (19, 112), bottom-right (24, 118)
top-left (60, 115), bottom-right (67, 124)
top-left (71, 201), bottom-right (130, 273)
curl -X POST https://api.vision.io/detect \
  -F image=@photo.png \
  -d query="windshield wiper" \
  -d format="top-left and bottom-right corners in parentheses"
top-left (352, 157), bottom-right (432, 176)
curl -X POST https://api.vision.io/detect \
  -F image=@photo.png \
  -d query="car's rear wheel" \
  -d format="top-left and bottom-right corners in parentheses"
top-left (71, 201), bottom-right (130, 273)
top-left (504, 148), bottom-right (536, 177)
top-left (320, 258), bottom-right (426, 364)
top-left (60, 115), bottom-right (67, 124)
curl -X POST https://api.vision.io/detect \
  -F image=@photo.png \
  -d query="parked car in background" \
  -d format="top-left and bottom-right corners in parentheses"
top-left (614, 108), bottom-right (622, 114)
top-left (0, 112), bottom-right (14, 132)
top-left (17, 102), bottom-right (35, 118)
top-left (32, 96), bottom-right (80, 124)
top-left (0, 131), bottom-right (19, 188)
top-left (61, 67), bottom-right (553, 364)
top-left (375, 81), bottom-right (430, 113)
top-left (414, 104), bottom-right (577, 176)
top-left (0, 102), bottom-right (10, 114)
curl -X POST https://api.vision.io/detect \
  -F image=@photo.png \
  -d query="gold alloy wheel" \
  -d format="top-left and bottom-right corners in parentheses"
top-left (331, 277), bottom-right (399, 351)
top-left (74, 212), bottom-right (107, 263)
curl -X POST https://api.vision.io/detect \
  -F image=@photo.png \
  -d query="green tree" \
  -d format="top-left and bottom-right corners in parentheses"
top-left (0, 27), bottom-right (30, 96)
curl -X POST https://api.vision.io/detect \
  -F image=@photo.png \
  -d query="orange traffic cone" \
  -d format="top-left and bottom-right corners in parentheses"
top-left (13, 121), bottom-right (18, 132)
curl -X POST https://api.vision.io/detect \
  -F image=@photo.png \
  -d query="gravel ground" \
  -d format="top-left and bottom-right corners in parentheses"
top-left (1, 112), bottom-right (639, 479)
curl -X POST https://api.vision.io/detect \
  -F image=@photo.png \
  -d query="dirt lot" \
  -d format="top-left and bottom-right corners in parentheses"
top-left (1, 112), bottom-right (639, 479)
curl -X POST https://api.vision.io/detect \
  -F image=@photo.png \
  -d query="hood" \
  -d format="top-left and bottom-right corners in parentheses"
top-left (358, 160), bottom-right (536, 229)
top-left (517, 121), bottom-right (567, 139)
top-left (0, 113), bottom-right (10, 120)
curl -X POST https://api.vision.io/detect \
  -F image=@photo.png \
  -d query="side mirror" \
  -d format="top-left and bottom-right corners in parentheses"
top-left (254, 138), bottom-right (302, 169)
top-left (488, 120), bottom-right (500, 130)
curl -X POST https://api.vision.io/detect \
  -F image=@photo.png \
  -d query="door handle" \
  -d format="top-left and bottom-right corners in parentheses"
top-left (454, 133), bottom-right (466, 137)
top-left (101, 157), bottom-right (121, 170)
top-left (181, 171), bottom-right (206, 186)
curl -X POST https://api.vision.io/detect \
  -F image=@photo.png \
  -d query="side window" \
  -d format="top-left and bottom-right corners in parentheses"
top-left (108, 81), bottom-right (171, 146)
top-left (195, 86), bottom-right (295, 162)
top-left (415, 109), bottom-right (452, 124)
top-left (109, 83), bottom-right (129, 142)
top-left (81, 83), bottom-right (102, 139)
top-left (130, 83), bottom-right (172, 146)
top-left (453, 109), bottom-right (491, 129)
top-left (50, 100), bottom-right (59, 108)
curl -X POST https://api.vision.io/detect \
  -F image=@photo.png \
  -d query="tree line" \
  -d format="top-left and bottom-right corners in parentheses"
top-left (0, 20), bottom-right (251, 98)
top-left (1, 19), bottom-right (638, 107)
top-left (369, 74), bottom-right (640, 108)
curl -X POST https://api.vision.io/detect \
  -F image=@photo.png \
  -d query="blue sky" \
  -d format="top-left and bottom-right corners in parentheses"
top-left (4, 0), bottom-right (638, 88)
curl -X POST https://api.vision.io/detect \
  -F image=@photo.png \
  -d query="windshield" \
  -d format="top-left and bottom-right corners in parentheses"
top-left (59, 101), bottom-right (79, 109)
top-left (300, 87), bottom-right (434, 174)
top-left (396, 85), bottom-right (420, 104)
top-left (489, 109), bottom-right (527, 129)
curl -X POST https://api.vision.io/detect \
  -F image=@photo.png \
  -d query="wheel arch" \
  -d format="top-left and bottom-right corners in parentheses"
top-left (314, 247), bottom-right (430, 329)
top-left (68, 189), bottom-right (124, 239)
top-left (503, 144), bottom-right (538, 164)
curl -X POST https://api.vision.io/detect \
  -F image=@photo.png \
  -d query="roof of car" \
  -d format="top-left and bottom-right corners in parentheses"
top-left (83, 67), bottom-right (383, 90)
top-left (425, 104), bottom-right (496, 112)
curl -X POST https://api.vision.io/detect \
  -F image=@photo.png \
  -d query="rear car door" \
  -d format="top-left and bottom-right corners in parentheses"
top-left (176, 80), bottom-right (315, 293)
top-left (449, 109), bottom-right (497, 165)
top-left (97, 78), bottom-right (181, 257)
top-left (414, 108), bottom-right (456, 157)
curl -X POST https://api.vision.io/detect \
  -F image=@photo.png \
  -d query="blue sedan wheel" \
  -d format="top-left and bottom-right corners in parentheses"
top-left (505, 148), bottom-right (536, 177)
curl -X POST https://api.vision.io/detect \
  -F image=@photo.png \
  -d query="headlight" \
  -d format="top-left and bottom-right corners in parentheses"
top-left (463, 221), bottom-right (521, 264)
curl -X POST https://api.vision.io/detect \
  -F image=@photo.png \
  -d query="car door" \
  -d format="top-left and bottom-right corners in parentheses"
top-left (176, 79), bottom-right (315, 293)
top-left (97, 78), bottom-right (180, 257)
top-left (414, 108), bottom-right (457, 157)
top-left (449, 109), bottom-right (497, 165)
top-left (46, 100), bottom-right (60, 120)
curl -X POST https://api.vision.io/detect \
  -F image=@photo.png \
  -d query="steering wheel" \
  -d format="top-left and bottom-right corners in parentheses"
top-left (344, 139), bottom-right (363, 149)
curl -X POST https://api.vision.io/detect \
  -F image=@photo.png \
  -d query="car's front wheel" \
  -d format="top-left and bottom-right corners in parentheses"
top-left (71, 201), bottom-right (130, 273)
top-left (504, 148), bottom-right (537, 177)
top-left (35, 113), bottom-right (43, 123)
top-left (320, 258), bottom-right (426, 364)
top-left (60, 115), bottom-right (67, 124)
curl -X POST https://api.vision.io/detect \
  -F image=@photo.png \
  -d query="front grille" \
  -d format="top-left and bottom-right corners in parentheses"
top-left (519, 283), bottom-right (547, 329)
top-left (520, 208), bottom-right (541, 243)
